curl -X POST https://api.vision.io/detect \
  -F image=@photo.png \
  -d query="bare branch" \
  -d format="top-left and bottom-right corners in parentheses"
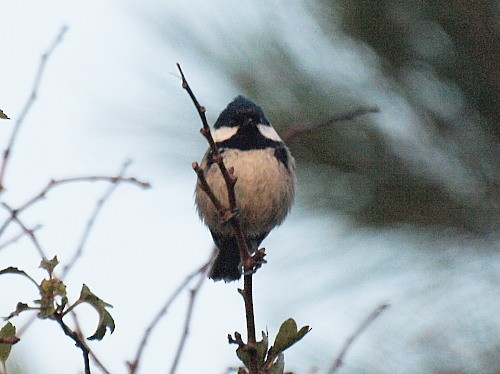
top-left (0, 26), bottom-right (68, 192)
top-left (178, 63), bottom-right (259, 373)
top-left (241, 273), bottom-right (257, 369)
top-left (177, 63), bottom-right (239, 219)
top-left (1, 203), bottom-right (47, 260)
top-left (327, 303), bottom-right (390, 373)
top-left (54, 312), bottom-right (91, 374)
top-left (176, 63), bottom-right (210, 131)
top-left (17, 175), bottom-right (150, 214)
top-left (282, 107), bottom-right (380, 142)
top-left (16, 314), bottom-right (37, 337)
top-left (192, 162), bottom-right (230, 220)
top-left (60, 161), bottom-right (142, 279)
top-left (128, 250), bottom-right (215, 374)
top-left (0, 224), bottom-right (41, 252)
top-left (168, 255), bottom-right (212, 374)
top-left (0, 174), bottom-right (150, 241)
top-left (70, 312), bottom-right (111, 374)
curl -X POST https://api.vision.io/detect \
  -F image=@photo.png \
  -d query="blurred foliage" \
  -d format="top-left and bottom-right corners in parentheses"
top-left (157, 0), bottom-right (498, 235)
top-left (329, 0), bottom-right (499, 132)
top-left (308, 0), bottom-right (499, 234)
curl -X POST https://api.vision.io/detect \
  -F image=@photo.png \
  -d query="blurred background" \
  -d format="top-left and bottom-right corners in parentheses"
top-left (0, 1), bottom-right (498, 373)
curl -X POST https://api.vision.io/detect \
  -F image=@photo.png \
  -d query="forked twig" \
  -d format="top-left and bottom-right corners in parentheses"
top-left (327, 303), bottom-right (389, 373)
top-left (178, 63), bottom-right (259, 372)
top-left (54, 312), bottom-right (91, 374)
top-left (70, 312), bottom-right (111, 374)
top-left (177, 63), bottom-right (239, 221)
top-left (128, 250), bottom-right (215, 374)
top-left (60, 161), bottom-right (144, 279)
top-left (0, 175), bottom-right (150, 242)
top-left (17, 175), bottom-right (150, 213)
top-left (192, 162), bottom-right (228, 219)
top-left (168, 254), bottom-right (212, 374)
top-left (0, 224), bottom-right (41, 252)
top-left (1, 203), bottom-right (48, 259)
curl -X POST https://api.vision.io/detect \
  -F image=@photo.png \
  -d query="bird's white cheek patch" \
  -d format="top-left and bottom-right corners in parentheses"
top-left (257, 124), bottom-right (282, 142)
top-left (213, 126), bottom-right (238, 142)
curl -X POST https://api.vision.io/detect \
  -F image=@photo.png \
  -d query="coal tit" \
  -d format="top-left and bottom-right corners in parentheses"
top-left (195, 96), bottom-right (296, 281)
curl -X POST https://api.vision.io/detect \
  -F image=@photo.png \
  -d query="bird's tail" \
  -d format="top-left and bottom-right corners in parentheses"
top-left (209, 236), bottom-right (242, 282)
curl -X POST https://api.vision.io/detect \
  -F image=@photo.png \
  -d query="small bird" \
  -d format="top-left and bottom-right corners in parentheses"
top-left (195, 96), bottom-right (296, 281)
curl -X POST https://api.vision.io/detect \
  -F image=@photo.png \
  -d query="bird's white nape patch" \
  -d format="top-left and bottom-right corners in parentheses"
top-left (257, 124), bottom-right (282, 142)
top-left (212, 126), bottom-right (238, 142)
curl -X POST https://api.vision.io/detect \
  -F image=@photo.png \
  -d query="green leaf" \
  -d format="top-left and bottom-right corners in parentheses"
top-left (39, 256), bottom-right (59, 277)
top-left (236, 345), bottom-right (250, 368)
top-left (256, 331), bottom-right (268, 366)
top-left (0, 322), bottom-right (17, 364)
top-left (268, 353), bottom-right (285, 374)
top-left (78, 284), bottom-right (115, 340)
top-left (272, 318), bottom-right (311, 354)
top-left (296, 325), bottom-right (311, 341)
top-left (0, 109), bottom-right (9, 120)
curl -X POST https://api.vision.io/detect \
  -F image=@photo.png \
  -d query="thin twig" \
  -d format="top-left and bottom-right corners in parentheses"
top-left (60, 161), bottom-right (139, 279)
top-left (54, 313), bottom-right (91, 374)
top-left (0, 224), bottom-right (41, 252)
top-left (176, 63), bottom-right (210, 131)
top-left (222, 368), bottom-right (239, 374)
top-left (0, 336), bottom-right (20, 345)
top-left (70, 312), bottom-right (111, 374)
top-left (178, 63), bottom-right (259, 373)
top-left (192, 162), bottom-right (229, 219)
top-left (327, 303), bottom-right (389, 374)
top-left (0, 26), bottom-right (68, 192)
top-left (177, 64), bottom-right (250, 265)
top-left (17, 175), bottom-right (150, 213)
top-left (282, 107), bottom-right (380, 142)
top-left (16, 314), bottom-right (37, 337)
top-left (168, 256), bottom-right (212, 374)
top-left (1, 203), bottom-right (47, 260)
top-left (177, 63), bottom-right (239, 217)
top-left (0, 175), bottom-right (150, 240)
top-left (128, 251), bottom-right (215, 374)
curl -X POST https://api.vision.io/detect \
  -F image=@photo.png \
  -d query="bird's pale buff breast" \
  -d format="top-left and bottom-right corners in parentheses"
top-left (195, 148), bottom-right (295, 237)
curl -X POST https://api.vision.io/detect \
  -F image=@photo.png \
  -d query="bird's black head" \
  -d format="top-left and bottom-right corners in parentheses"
top-left (214, 96), bottom-right (270, 129)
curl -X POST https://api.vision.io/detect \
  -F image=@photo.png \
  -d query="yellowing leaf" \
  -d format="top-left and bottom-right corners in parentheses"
top-left (37, 278), bottom-right (67, 318)
top-left (39, 256), bottom-right (59, 277)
